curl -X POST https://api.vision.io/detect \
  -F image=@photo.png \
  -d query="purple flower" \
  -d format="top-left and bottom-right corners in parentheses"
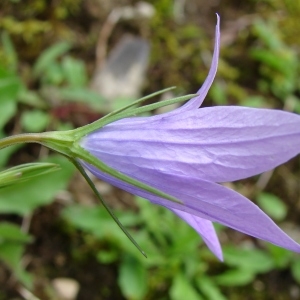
top-left (81, 15), bottom-right (300, 260)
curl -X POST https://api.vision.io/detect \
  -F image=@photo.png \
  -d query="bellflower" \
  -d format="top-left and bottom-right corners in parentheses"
top-left (80, 15), bottom-right (300, 260)
top-left (1, 16), bottom-right (300, 261)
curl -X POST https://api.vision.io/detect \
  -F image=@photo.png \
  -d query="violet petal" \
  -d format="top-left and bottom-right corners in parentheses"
top-left (170, 208), bottom-right (223, 260)
top-left (82, 106), bottom-right (300, 183)
top-left (177, 14), bottom-right (220, 112)
top-left (81, 161), bottom-right (300, 254)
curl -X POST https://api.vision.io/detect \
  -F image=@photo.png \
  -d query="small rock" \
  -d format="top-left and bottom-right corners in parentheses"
top-left (91, 36), bottom-right (150, 110)
top-left (52, 278), bottom-right (80, 300)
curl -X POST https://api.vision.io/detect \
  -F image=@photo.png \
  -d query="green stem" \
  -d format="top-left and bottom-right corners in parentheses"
top-left (0, 131), bottom-right (76, 158)
top-left (0, 133), bottom-right (44, 150)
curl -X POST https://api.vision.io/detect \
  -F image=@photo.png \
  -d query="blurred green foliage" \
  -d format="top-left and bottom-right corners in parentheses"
top-left (0, 0), bottom-right (300, 299)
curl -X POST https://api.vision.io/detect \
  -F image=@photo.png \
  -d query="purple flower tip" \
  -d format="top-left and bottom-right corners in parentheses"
top-left (81, 15), bottom-right (300, 260)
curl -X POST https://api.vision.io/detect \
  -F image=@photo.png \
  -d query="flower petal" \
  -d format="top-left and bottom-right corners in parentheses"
top-left (170, 208), bottom-right (223, 260)
top-left (176, 13), bottom-right (220, 112)
top-left (110, 14), bottom-right (220, 128)
top-left (81, 162), bottom-right (300, 254)
top-left (82, 106), bottom-right (300, 183)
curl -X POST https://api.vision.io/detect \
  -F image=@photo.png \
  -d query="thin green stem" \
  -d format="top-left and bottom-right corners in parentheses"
top-left (0, 133), bottom-right (44, 150)
top-left (71, 158), bottom-right (147, 257)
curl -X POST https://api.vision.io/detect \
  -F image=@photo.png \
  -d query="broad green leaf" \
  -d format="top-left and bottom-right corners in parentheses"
top-left (0, 155), bottom-right (74, 215)
top-left (0, 239), bottom-right (33, 288)
top-left (252, 19), bottom-right (283, 49)
top-left (242, 96), bottom-right (266, 108)
top-left (170, 273), bottom-right (203, 300)
top-left (266, 244), bottom-right (293, 268)
top-left (0, 67), bottom-right (21, 129)
top-left (0, 98), bottom-right (16, 130)
top-left (20, 110), bottom-right (50, 132)
top-left (61, 56), bottom-right (87, 87)
top-left (223, 245), bottom-right (274, 273)
top-left (256, 192), bottom-right (287, 221)
top-left (62, 204), bottom-right (136, 255)
top-left (0, 222), bottom-right (32, 243)
top-left (62, 205), bottom-right (141, 248)
top-left (209, 82), bottom-right (227, 105)
top-left (18, 89), bottom-right (47, 108)
top-left (33, 42), bottom-right (72, 78)
top-left (0, 67), bottom-right (22, 100)
top-left (58, 87), bottom-right (105, 111)
top-left (42, 63), bottom-right (64, 85)
top-left (96, 250), bottom-right (118, 264)
top-left (62, 204), bottom-right (161, 262)
top-left (214, 268), bottom-right (254, 286)
top-left (118, 255), bottom-right (148, 300)
top-left (1, 31), bottom-right (18, 71)
top-left (62, 204), bottom-right (125, 239)
top-left (196, 276), bottom-right (227, 300)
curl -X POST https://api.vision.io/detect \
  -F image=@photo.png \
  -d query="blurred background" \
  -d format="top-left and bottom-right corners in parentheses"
top-left (0, 0), bottom-right (300, 299)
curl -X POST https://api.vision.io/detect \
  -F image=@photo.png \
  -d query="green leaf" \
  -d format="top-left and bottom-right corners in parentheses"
top-left (209, 82), bottom-right (227, 105)
top-left (0, 67), bottom-right (21, 129)
top-left (291, 259), bottom-right (300, 284)
top-left (242, 96), bottom-right (266, 108)
top-left (41, 63), bottom-right (64, 85)
top-left (33, 41), bottom-right (72, 78)
top-left (118, 255), bottom-right (148, 300)
top-left (62, 204), bottom-right (162, 261)
top-left (0, 67), bottom-right (22, 101)
top-left (266, 243), bottom-right (293, 268)
top-left (223, 245), bottom-right (274, 273)
top-left (20, 110), bottom-right (50, 132)
top-left (0, 223), bottom-right (33, 288)
top-left (0, 98), bottom-right (16, 130)
top-left (1, 31), bottom-right (18, 71)
top-left (0, 222), bottom-right (32, 244)
top-left (0, 155), bottom-right (75, 215)
top-left (196, 276), bottom-right (227, 300)
top-left (58, 87), bottom-right (105, 111)
top-left (62, 204), bottom-right (127, 240)
top-left (0, 162), bottom-right (60, 188)
top-left (96, 250), bottom-right (118, 264)
top-left (170, 273), bottom-right (203, 300)
top-left (256, 192), bottom-right (287, 221)
top-left (18, 89), bottom-right (47, 108)
top-left (61, 56), bottom-right (87, 87)
top-left (62, 204), bottom-right (141, 243)
top-left (214, 268), bottom-right (254, 286)
top-left (0, 242), bottom-right (33, 288)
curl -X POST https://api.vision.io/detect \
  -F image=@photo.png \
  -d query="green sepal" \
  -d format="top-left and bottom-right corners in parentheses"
top-left (71, 143), bottom-right (183, 205)
top-left (76, 92), bottom-right (197, 136)
top-left (71, 158), bottom-right (147, 257)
